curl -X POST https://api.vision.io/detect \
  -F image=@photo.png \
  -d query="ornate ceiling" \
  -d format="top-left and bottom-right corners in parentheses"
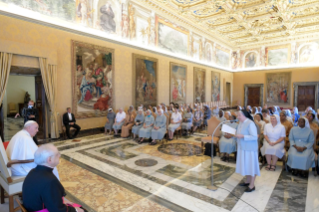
top-left (151, 0), bottom-right (319, 48)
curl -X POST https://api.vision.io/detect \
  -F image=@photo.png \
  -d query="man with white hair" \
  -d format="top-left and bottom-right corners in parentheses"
top-left (6, 121), bottom-right (59, 178)
top-left (22, 144), bottom-right (85, 212)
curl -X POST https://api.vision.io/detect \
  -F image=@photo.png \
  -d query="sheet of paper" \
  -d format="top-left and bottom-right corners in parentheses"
top-left (221, 124), bottom-right (236, 135)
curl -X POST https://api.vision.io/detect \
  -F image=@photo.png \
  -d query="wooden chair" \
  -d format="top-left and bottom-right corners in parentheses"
top-left (0, 138), bottom-right (32, 212)
top-left (201, 117), bottom-right (221, 154)
top-left (15, 198), bottom-right (27, 212)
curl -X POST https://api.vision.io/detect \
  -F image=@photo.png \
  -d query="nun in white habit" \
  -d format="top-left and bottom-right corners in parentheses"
top-left (6, 121), bottom-right (59, 179)
top-left (235, 110), bottom-right (260, 192)
top-left (261, 114), bottom-right (286, 171)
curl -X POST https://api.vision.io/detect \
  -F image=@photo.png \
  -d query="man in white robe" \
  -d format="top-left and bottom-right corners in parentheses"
top-left (6, 121), bottom-right (59, 179)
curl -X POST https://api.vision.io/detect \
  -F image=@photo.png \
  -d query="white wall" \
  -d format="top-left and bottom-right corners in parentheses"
top-left (6, 75), bottom-right (35, 115)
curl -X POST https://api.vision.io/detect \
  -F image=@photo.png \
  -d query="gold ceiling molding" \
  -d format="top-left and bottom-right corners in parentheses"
top-left (144, 0), bottom-right (319, 48)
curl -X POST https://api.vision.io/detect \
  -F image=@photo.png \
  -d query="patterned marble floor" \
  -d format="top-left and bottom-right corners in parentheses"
top-left (1, 133), bottom-right (317, 212)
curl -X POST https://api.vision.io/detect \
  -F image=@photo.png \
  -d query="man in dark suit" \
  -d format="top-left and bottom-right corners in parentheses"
top-left (63, 107), bottom-right (81, 139)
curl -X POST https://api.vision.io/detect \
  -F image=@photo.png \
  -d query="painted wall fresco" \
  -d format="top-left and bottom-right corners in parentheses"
top-left (170, 62), bottom-right (187, 104)
top-left (0, 0), bottom-right (231, 68)
top-left (72, 40), bottom-right (114, 118)
top-left (265, 72), bottom-right (291, 105)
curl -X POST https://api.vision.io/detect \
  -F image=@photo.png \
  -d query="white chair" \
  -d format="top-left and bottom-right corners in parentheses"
top-left (0, 138), bottom-right (32, 212)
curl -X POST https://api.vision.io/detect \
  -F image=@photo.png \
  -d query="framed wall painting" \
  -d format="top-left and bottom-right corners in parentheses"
top-left (71, 40), bottom-right (114, 118)
top-left (215, 46), bottom-right (230, 68)
top-left (265, 72), bottom-right (291, 105)
top-left (193, 67), bottom-right (206, 103)
top-left (132, 54), bottom-right (158, 108)
top-left (169, 62), bottom-right (187, 104)
top-left (266, 44), bottom-right (291, 67)
top-left (211, 71), bottom-right (220, 101)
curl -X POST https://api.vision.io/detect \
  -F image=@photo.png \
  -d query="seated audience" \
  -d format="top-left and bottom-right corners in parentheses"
top-left (22, 144), bottom-right (86, 212)
top-left (104, 108), bottom-right (116, 135)
top-left (307, 110), bottom-right (319, 169)
top-left (193, 106), bottom-right (203, 132)
top-left (217, 110), bottom-right (227, 122)
top-left (113, 108), bottom-right (126, 136)
top-left (203, 105), bottom-right (211, 126)
top-left (224, 111), bottom-right (231, 120)
top-left (181, 107), bottom-right (193, 134)
top-left (212, 106), bottom-right (219, 117)
top-left (138, 110), bottom-right (154, 143)
top-left (219, 115), bottom-right (238, 162)
top-left (262, 109), bottom-right (270, 123)
top-left (258, 106), bottom-right (262, 114)
top-left (272, 106), bottom-right (280, 116)
top-left (237, 105), bottom-right (242, 111)
top-left (263, 104), bottom-right (268, 109)
top-left (121, 109), bottom-right (135, 138)
top-left (261, 115), bottom-right (286, 171)
top-left (150, 109), bottom-right (167, 145)
top-left (251, 107), bottom-right (258, 117)
top-left (63, 107), bottom-right (81, 139)
top-left (280, 111), bottom-right (293, 149)
top-left (302, 106), bottom-right (313, 117)
top-left (132, 109), bottom-right (144, 140)
top-left (6, 121), bottom-right (59, 178)
top-left (287, 117), bottom-right (315, 177)
top-left (168, 108), bottom-right (182, 140)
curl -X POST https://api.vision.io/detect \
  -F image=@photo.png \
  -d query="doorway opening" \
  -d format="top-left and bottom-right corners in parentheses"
top-left (1, 66), bottom-right (47, 142)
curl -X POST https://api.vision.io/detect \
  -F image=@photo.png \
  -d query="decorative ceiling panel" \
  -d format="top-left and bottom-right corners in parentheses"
top-left (155, 0), bottom-right (319, 47)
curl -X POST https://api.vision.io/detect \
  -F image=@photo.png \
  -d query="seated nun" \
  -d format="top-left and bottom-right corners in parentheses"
top-left (254, 113), bottom-right (265, 133)
top-left (121, 109), bottom-right (135, 138)
top-left (181, 107), bottom-right (193, 134)
top-left (212, 106), bottom-right (219, 117)
top-left (104, 108), bottom-right (116, 135)
top-left (113, 108), bottom-right (126, 136)
top-left (150, 109), bottom-right (167, 145)
top-left (168, 108), bottom-right (182, 140)
top-left (293, 107), bottom-right (300, 125)
top-left (138, 110), bottom-right (154, 144)
top-left (285, 109), bottom-right (294, 124)
top-left (193, 106), bottom-right (203, 132)
top-left (6, 121), bottom-right (59, 178)
top-left (224, 111), bottom-right (231, 120)
top-left (22, 144), bottom-right (86, 212)
top-left (217, 110), bottom-right (227, 122)
top-left (262, 109), bottom-right (270, 124)
top-left (287, 117), bottom-right (315, 177)
top-left (280, 111), bottom-right (293, 149)
top-left (132, 109), bottom-right (145, 140)
top-left (251, 107), bottom-right (258, 117)
top-left (203, 105), bottom-right (212, 126)
top-left (219, 115), bottom-right (238, 162)
top-left (261, 115), bottom-right (286, 171)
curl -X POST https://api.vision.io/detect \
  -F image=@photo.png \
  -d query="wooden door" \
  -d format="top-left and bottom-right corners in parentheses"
top-left (247, 87), bottom-right (260, 107)
top-left (35, 76), bottom-right (46, 139)
top-left (297, 85), bottom-right (315, 111)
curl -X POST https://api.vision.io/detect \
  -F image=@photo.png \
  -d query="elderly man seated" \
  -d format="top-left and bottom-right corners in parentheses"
top-left (6, 120), bottom-right (59, 178)
top-left (23, 144), bottom-right (86, 212)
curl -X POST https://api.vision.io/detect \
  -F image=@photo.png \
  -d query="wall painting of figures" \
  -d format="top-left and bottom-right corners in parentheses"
top-left (132, 54), bottom-right (158, 108)
top-left (169, 62), bottom-right (187, 104)
top-left (72, 40), bottom-right (114, 118)
top-left (193, 67), bottom-right (206, 103)
top-left (265, 72), bottom-right (291, 105)
top-left (211, 71), bottom-right (220, 101)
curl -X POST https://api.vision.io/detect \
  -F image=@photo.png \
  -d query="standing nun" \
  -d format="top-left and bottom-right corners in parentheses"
top-left (150, 109), bottom-right (167, 145)
top-left (235, 110), bottom-right (260, 192)
top-left (138, 110), bottom-right (154, 143)
top-left (287, 117), bottom-right (315, 177)
top-left (132, 109), bottom-right (144, 140)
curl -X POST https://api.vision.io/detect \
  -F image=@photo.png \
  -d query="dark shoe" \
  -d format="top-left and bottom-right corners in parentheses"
top-left (239, 183), bottom-right (249, 187)
top-left (244, 187), bottom-right (255, 192)
top-left (220, 156), bottom-right (226, 161)
top-left (269, 165), bottom-right (276, 171)
top-left (149, 141), bottom-right (157, 145)
top-left (225, 156), bottom-right (229, 163)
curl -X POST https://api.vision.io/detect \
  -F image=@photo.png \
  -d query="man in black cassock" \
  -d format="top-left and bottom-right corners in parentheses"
top-left (22, 144), bottom-right (86, 212)
top-left (63, 107), bottom-right (81, 139)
